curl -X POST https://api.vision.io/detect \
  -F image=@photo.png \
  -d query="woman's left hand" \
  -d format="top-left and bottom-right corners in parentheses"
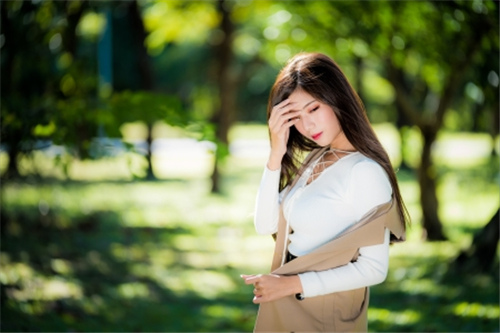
top-left (241, 274), bottom-right (302, 304)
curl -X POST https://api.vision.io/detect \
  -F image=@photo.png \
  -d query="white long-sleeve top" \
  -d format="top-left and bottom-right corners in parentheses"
top-left (254, 152), bottom-right (392, 298)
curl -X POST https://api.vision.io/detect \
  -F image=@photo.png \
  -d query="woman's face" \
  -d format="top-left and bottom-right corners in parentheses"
top-left (288, 89), bottom-right (349, 149)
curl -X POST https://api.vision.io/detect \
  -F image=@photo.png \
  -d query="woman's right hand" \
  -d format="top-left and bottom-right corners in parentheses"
top-left (267, 99), bottom-right (300, 170)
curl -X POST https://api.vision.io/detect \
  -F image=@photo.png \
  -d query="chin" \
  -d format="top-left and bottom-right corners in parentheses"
top-left (316, 138), bottom-right (331, 147)
top-left (316, 141), bottom-right (330, 147)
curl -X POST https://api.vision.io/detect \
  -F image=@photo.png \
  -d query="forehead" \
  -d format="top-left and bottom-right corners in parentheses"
top-left (288, 89), bottom-right (314, 102)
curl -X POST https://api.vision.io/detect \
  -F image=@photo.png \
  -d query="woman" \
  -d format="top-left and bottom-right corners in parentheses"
top-left (241, 52), bottom-right (410, 332)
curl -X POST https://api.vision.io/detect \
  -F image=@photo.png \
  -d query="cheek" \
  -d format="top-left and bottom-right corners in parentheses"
top-left (325, 112), bottom-right (341, 130)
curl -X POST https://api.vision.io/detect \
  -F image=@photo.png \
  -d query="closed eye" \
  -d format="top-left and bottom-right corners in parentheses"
top-left (310, 106), bottom-right (319, 112)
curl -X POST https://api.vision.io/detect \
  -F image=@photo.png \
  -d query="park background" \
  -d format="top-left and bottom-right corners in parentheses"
top-left (1, 0), bottom-right (499, 332)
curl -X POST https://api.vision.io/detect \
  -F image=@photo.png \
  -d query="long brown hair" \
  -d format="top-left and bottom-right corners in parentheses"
top-left (267, 52), bottom-right (410, 230)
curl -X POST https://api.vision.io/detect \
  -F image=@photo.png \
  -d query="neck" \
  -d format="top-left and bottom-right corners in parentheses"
top-left (329, 131), bottom-right (355, 152)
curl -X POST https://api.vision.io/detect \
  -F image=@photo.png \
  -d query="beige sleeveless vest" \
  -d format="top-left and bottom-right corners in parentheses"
top-left (254, 148), bottom-right (405, 332)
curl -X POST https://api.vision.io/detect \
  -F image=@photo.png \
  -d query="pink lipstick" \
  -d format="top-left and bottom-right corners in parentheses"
top-left (312, 132), bottom-right (322, 140)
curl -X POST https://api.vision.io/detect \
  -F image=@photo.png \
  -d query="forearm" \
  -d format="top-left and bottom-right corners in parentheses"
top-left (254, 96), bottom-right (297, 233)
top-left (254, 165), bottom-right (282, 235)
top-left (267, 151), bottom-right (283, 171)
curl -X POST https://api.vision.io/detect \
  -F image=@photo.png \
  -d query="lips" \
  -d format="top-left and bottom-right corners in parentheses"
top-left (312, 132), bottom-right (322, 140)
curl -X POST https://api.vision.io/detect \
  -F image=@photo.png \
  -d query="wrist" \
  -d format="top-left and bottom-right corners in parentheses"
top-left (267, 153), bottom-right (283, 171)
top-left (286, 275), bottom-right (303, 296)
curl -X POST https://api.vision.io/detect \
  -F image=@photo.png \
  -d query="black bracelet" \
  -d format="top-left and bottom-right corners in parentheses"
top-left (295, 293), bottom-right (305, 301)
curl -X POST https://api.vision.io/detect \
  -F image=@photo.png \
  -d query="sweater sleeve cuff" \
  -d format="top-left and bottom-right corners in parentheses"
top-left (260, 165), bottom-right (281, 193)
top-left (264, 164), bottom-right (281, 174)
top-left (261, 166), bottom-right (281, 191)
top-left (298, 272), bottom-right (323, 298)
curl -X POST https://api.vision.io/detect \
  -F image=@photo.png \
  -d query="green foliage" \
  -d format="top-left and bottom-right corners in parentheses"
top-left (109, 91), bottom-right (186, 128)
top-left (1, 0), bottom-right (104, 165)
top-left (142, 0), bottom-right (219, 55)
top-left (5, 0), bottom-right (497, 180)
top-left (255, 0), bottom-right (499, 131)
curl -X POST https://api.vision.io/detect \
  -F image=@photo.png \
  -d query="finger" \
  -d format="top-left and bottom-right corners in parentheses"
top-left (284, 117), bottom-right (299, 126)
top-left (273, 98), bottom-right (290, 110)
top-left (240, 274), bottom-right (255, 284)
top-left (270, 112), bottom-right (299, 134)
top-left (270, 99), bottom-right (295, 119)
top-left (274, 111), bottom-right (300, 130)
top-left (280, 110), bottom-right (301, 123)
top-left (274, 117), bottom-right (298, 137)
top-left (243, 275), bottom-right (261, 285)
top-left (272, 106), bottom-right (299, 121)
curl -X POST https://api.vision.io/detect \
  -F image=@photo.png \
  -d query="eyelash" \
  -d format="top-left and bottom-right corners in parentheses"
top-left (296, 105), bottom-right (319, 120)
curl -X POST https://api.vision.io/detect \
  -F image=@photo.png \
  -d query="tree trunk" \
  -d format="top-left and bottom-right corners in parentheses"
top-left (145, 122), bottom-right (155, 180)
top-left (211, 0), bottom-right (235, 193)
top-left (5, 147), bottom-right (20, 179)
top-left (385, 62), bottom-right (447, 240)
top-left (1, 2), bottom-right (19, 179)
top-left (128, 0), bottom-right (156, 180)
top-left (353, 56), bottom-right (364, 103)
top-left (128, 0), bottom-right (154, 91)
top-left (451, 208), bottom-right (499, 274)
top-left (419, 126), bottom-right (446, 240)
top-left (383, 4), bottom-right (489, 241)
top-left (395, 105), bottom-right (413, 172)
top-left (62, 0), bottom-right (87, 56)
top-left (490, 99), bottom-right (499, 157)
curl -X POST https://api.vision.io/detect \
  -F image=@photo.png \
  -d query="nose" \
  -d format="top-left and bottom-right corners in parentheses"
top-left (302, 114), bottom-right (315, 132)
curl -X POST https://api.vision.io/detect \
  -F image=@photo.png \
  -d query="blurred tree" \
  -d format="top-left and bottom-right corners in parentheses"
top-left (210, 0), bottom-right (236, 193)
top-left (1, 0), bottom-right (189, 180)
top-left (0, 0), bottom-right (38, 178)
top-left (380, 1), bottom-right (498, 240)
top-left (80, 0), bottom-right (191, 180)
top-left (289, 0), bottom-right (498, 240)
top-left (140, 0), bottom-right (239, 191)
top-left (107, 90), bottom-right (186, 155)
top-left (451, 208), bottom-right (499, 274)
top-left (115, 0), bottom-right (157, 180)
top-left (0, 0), bottom-right (104, 179)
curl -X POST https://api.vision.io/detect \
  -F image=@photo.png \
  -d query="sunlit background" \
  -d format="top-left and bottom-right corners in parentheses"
top-left (1, 0), bottom-right (499, 332)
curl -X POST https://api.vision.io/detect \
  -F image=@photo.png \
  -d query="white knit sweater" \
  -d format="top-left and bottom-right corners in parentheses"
top-left (254, 152), bottom-right (392, 298)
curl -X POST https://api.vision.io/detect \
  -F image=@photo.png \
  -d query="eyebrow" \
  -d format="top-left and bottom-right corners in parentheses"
top-left (302, 100), bottom-right (316, 110)
top-left (291, 99), bottom-right (316, 112)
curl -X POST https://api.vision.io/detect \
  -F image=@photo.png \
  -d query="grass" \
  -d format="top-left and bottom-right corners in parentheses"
top-left (1, 123), bottom-right (499, 332)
